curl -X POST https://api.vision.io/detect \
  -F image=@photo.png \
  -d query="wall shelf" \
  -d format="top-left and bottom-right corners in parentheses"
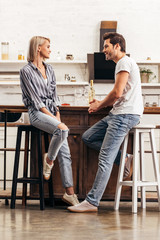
top-left (57, 81), bottom-right (88, 86)
top-left (141, 83), bottom-right (160, 87)
top-left (0, 60), bottom-right (87, 73)
top-left (0, 60), bottom-right (87, 64)
top-left (137, 61), bottom-right (160, 64)
top-left (0, 80), bottom-right (89, 86)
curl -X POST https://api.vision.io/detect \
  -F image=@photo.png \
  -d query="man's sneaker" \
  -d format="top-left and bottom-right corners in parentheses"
top-left (43, 153), bottom-right (54, 180)
top-left (67, 200), bottom-right (98, 213)
top-left (123, 154), bottom-right (133, 180)
top-left (62, 192), bottom-right (79, 206)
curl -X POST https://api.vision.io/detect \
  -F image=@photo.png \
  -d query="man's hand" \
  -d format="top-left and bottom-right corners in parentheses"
top-left (88, 99), bottom-right (101, 113)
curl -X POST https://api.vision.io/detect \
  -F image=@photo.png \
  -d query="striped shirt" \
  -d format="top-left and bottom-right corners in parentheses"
top-left (20, 61), bottom-right (61, 115)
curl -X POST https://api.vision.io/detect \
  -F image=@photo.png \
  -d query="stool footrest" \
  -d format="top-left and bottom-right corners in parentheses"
top-left (17, 177), bottom-right (41, 184)
top-left (119, 181), bottom-right (159, 187)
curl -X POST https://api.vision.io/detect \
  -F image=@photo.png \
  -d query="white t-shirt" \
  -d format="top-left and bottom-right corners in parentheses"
top-left (110, 56), bottom-right (144, 116)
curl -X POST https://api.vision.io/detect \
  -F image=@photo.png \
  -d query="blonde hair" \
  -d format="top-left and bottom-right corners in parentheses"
top-left (27, 36), bottom-right (50, 62)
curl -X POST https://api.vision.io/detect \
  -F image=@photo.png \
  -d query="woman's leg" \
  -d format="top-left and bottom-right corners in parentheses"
top-left (57, 138), bottom-right (73, 188)
top-left (57, 138), bottom-right (79, 202)
top-left (29, 109), bottom-right (78, 204)
top-left (29, 109), bottom-right (68, 162)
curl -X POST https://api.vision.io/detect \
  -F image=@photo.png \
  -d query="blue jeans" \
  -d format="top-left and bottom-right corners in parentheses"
top-left (82, 113), bottom-right (140, 206)
top-left (28, 107), bottom-right (73, 188)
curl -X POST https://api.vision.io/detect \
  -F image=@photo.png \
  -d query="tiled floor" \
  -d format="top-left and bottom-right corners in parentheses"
top-left (0, 199), bottom-right (160, 240)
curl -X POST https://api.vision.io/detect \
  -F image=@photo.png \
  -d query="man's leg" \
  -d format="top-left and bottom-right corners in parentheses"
top-left (68, 114), bottom-right (140, 212)
top-left (82, 116), bottom-right (109, 151)
top-left (85, 115), bottom-right (129, 206)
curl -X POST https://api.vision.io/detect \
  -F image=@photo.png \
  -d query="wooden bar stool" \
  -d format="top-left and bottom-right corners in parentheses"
top-left (114, 124), bottom-right (160, 213)
top-left (10, 125), bottom-right (54, 210)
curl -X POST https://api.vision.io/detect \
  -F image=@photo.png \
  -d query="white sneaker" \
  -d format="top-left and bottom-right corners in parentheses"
top-left (67, 200), bottom-right (98, 213)
top-left (43, 153), bottom-right (54, 180)
top-left (62, 192), bottom-right (79, 206)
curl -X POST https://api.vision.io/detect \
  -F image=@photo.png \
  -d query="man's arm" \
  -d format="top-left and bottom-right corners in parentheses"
top-left (88, 71), bottom-right (129, 113)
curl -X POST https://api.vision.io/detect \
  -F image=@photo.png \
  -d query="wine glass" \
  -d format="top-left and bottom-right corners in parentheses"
top-left (83, 87), bottom-right (89, 106)
top-left (74, 88), bottom-right (82, 106)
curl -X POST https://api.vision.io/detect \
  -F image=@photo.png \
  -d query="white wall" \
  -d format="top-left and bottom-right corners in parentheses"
top-left (0, 0), bottom-right (160, 61)
top-left (1, 0), bottom-right (160, 187)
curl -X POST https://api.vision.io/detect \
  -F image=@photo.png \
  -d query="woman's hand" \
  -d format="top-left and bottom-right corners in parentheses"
top-left (40, 107), bottom-right (61, 121)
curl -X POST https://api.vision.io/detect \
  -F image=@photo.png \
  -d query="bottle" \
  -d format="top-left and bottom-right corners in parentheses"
top-left (88, 80), bottom-right (95, 104)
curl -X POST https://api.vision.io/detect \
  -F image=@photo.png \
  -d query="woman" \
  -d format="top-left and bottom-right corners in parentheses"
top-left (20, 36), bottom-right (79, 206)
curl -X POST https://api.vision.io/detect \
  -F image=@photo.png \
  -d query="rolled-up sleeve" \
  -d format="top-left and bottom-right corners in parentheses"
top-left (51, 70), bottom-right (61, 107)
top-left (20, 69), bottom-right (45, 110)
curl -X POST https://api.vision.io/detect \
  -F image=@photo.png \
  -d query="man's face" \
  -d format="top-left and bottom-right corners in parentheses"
top-left (103, 39), bottom-right (117, 61)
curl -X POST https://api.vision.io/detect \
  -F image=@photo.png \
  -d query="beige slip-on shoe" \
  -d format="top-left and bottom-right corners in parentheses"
top-left (62, 192), bottom-right (79, 206)
top-left (43, 153), bottom-right (54, 180)
top-left (67, 200), bottom-right (98, 213)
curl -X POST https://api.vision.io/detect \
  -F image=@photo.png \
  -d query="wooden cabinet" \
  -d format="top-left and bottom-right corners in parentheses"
top-left (30, 106), bottom-right (132, 200)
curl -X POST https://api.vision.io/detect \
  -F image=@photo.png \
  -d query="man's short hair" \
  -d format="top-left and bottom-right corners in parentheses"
top-left (103, 32), bottom-right (126, 52)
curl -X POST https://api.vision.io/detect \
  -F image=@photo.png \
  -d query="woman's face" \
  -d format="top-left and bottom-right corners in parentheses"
top-left (38, 40), bottom-right (51, 59)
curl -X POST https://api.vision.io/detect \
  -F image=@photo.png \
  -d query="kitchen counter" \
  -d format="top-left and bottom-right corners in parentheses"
top-left (1, 105), bottom-right (160, 200)
top-left (59, 106), bottom-right (160, 114)
top-left (29, 106), bottom-right (160, 200)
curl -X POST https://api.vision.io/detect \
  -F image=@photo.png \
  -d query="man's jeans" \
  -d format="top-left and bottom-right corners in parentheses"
top-left (28, 107), bottom-right (73, 188)
top-left (82, 113), bottom-right (140, 206)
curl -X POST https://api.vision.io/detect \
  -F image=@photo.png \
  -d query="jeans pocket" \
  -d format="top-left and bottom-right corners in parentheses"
top-left (128, 115), bottom-right (140, 129)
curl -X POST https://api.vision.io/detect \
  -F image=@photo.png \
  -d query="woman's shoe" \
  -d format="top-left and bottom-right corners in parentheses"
top-left (43, 153), bottom-right (54, 180)
top-left (62, 192), bottom-right (79, 206)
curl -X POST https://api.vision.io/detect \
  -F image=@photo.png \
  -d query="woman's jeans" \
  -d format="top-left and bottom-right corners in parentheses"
top-left (82, 113), bottom-right (140, 207)
top-left (28, 107), bottom-right (73, 188)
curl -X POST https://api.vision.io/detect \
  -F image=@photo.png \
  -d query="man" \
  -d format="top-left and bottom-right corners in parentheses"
top-left (68, 32), bottom-right (144, 213)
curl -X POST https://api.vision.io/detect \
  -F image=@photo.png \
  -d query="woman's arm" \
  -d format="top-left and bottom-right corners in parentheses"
top-left (40, 107), bottom-right (61, 121)
top-left (20, 69), bottom-right (46, 110)
top-left (39, 107), bottom-right (56, 118)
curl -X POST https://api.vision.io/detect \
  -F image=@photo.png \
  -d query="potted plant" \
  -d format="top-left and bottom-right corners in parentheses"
top-left (139, 67), bottom-right (156, 83)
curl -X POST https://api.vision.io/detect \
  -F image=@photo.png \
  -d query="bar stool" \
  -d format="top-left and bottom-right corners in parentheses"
top-left (10, 125), bottom-right (54, 210)
top-left (114, 124), bottom-right (160, 213)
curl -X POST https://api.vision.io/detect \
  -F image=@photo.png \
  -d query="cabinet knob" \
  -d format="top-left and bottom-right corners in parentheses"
top-left (73, 135), bottom-right (77, 139)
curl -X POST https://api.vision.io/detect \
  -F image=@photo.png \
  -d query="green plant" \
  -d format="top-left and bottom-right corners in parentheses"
top-left (139, 67), bottom-right (156, 83)
top-left (139, 67), bottom-right (153, 74)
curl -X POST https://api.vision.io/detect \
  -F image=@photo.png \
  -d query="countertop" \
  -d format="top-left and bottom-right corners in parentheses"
top-left (0, 105), bottom-right (160, 114)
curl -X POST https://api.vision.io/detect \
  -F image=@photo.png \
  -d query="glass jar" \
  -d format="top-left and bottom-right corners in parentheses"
top-left (70, 76), bottom-right (76, 82)
top-left (18, 50), bottom-right (25, 60)
top-left (1, 42), bottom-right (9, 60)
